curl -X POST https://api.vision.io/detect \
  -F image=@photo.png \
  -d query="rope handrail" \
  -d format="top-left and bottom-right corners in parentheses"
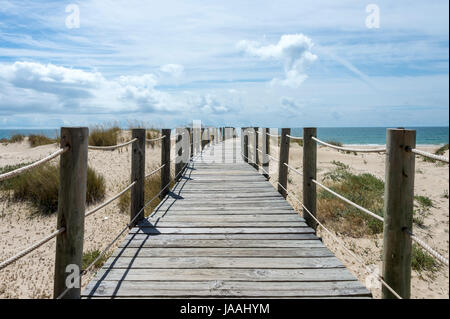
top-left (146, 135), bottom-right (165, 143)
top-left (241, 153), bottom-right (269, 176)
top-left (145, 164), bottom-right (165, 178)
top-left (267, 153), bottom-right (279, 162)
top-left (88, 138), bottom-right (138, 151)
top-left (85, 181), bottom-right (136, 218)
top-left (0, 228), bottom-right (65, 270)
top-left (411, 148), bottom-right (449, 164)
top-left (312, 137), bottom-right (386, 153)
top-left (266, 132), bottom-right (280, 138)
top-left (312, 179), bottom-right (384, 222)
top-left (287, 134), bottom-right (303, 140)
top-left (404, 229), bottom-right (449, 266)
top-left (284, 162), bottom-right (303, 176)
top-left (0, 147), bottom-right (69, 182)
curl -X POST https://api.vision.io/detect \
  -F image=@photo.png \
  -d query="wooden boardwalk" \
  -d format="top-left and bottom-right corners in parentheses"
top-left (83, 138), bottom-right (371, 298)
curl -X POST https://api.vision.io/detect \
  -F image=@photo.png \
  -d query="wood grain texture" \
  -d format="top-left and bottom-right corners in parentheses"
top-left (82, 137), bottom-right (370, 299)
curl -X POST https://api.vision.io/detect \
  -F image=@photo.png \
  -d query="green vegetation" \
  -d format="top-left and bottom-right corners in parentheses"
top-left (317, 161), bottom-right (384, 237)
top-left (0, 163), bottom-right (105, 214)
top-left (88, 125), bottom-right (120, 147)
top-left (413, 195), bottom-right (433, 228)
top-left (82, 249), bottom-right (109, 271)
top-left (118, 172), bottom-right (173, 217)
top-left (28, 134), bottom-right (58, 147)
top-left (10, 134), bottom-right (25, 143)
top-left (411, 244), bottom-right (439, 273)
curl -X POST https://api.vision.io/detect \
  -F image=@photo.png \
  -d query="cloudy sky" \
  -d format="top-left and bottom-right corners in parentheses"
top-left (0, 0), bottom-right (448, 129)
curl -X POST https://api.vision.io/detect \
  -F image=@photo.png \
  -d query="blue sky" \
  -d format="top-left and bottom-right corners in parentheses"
top-left (0, 0), bottom-right (448, 128)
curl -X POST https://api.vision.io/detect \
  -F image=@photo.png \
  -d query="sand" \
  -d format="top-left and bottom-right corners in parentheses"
top-left (0, 135), bottom-right (448, 299)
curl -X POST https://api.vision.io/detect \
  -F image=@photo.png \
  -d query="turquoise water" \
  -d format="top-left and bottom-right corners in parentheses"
top-left (1, 127), bottom-right (448, 145)
top-left (288, 127), bottom-right (448, 145)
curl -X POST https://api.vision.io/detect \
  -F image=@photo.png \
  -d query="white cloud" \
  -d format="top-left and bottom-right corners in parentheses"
top-left (238, 34), bottom-right (317, 88)
top-left (159, 64), bottom-right (184, 78)
top-left (0, 61), bottom-right (234, 119)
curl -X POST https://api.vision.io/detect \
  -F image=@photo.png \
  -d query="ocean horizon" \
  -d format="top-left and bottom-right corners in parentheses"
top-left (0, 126), bottom-right (448, 145)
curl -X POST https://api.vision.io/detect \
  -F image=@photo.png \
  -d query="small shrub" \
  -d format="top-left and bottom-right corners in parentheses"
top-left (28, 134), bottom-right (57, 147)
top-left (0, 163), bottom-right (105, 214)
top-left (442, 190), bottom-right (449, 199)
top-left (317, 161), bottom-right (384, 237)
top-left (88, 125), bottom-right (120, 147)
top-left (10, 134), bottom-right (25, 143)
top-left (411, 244), bottom-right (439, 272)
top-left (414, 195), bottom-right (433, 208)
top-left (0, 138), bottom-right (8, 144)
top-left (82, 249), bottom-right (109, 271)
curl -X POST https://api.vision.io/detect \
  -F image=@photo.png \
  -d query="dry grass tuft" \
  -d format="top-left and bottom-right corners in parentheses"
top-left (0, 163), bottom-right (105, 214)
top-left (28, 134), bottom-right (58, 147)
top-left (88, 125), bottom-right (120, 147)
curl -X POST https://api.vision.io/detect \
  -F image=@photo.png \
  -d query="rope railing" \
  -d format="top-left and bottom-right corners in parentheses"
top-left (145, 164), bottom-right (165, 178)
top-left (411, 148), bottom-right (449, 164)
top-left (0, 228), bottom-right (65, 271)
top-left (146, 135), bottom-right (165, 143)
top-left (404, 229), bottom-right (449, 266)
top-left (284, 162), bottom-right (303, 177)
top-left (287, 134), bottom-right (303, 141)
top-left (85, 181), bottom-right (136, 218)
top-left (88, 138), bottom-right (138, 151)
top-left (266, 132), bottom-right (280, 138)
top-left (312, 137), bottom-right (386, 153)
top-left (0, 147), bottom-right (69, 182)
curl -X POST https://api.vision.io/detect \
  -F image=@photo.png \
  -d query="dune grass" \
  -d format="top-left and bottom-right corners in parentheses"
top-left (10, 134), bottom-right (25, 143)
top-left (82, 249), bottom-right (110, 271)
top-left (0, 163), bottom-right (105, 214)
top-left (88, 125), bottom-right (120, 147)
top-left (28, 134), bottom-right (59, 147)
top-left (317, 161), bottom-right (384, 237)
top-left (146, 128), bottom-right (161, 149)
top-left (412, 244), bottom-right (439, 273)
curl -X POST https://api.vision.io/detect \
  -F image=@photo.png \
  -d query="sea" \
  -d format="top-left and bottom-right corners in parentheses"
top-left (0, 127), bottom-right (448, 145)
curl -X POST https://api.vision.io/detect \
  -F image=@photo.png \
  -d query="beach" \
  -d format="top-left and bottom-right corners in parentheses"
top-left (0, 135), bottom-right (448, 298)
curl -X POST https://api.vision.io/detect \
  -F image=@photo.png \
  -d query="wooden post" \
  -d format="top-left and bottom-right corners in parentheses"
top-left (175, 128), bottom-right (184, 181)
top-left (187, 127), bottom-right (193, 159)
top-left (201, 128), bottom-right (205, 150)
top-left (54, 127), bottom-right (88, 299)
top-left (160, 129), bottom-right (171, 199)
top-left (130, 129), bottom-right (146, 227)
top-left (278, 128), bottom-right (290, 198)
top-left (382, 128), bottom-right (416, 299)
top-left (253, 127), bottom-right (259, 170)
top-left (243, 128), bottom-right (249, 163)
top-left (262, 128), bottom-right (270, 179)
top-left (303, 127), bottom-right (317, 230)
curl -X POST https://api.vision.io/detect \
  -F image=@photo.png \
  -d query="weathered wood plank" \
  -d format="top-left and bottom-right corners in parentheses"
top-left (119, 239), bottom-right (323, 248)
top-left (83, 281), bottom-right (370, 298)
top-left (86, 267), bottom-right (357, 282)
top-left (127, 227), bottom-right (314, 234)
top-left (102, 256), bottom-right (345, 269)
